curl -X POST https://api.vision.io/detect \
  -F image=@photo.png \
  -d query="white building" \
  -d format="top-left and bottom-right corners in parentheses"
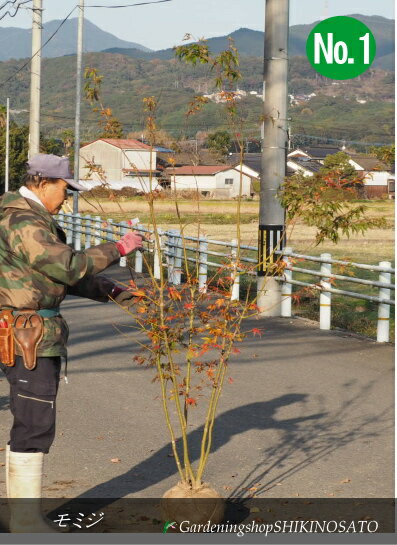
top-left (78, 138), bottom-right (160, 192)
top-left (288, 147), bottom-right (391, 197)
top-left (165, 164), bottom-right (257, 198)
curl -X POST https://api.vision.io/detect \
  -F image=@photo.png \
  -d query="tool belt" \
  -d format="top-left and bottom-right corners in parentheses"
top-left (0, 308), bottom-right (59, 371)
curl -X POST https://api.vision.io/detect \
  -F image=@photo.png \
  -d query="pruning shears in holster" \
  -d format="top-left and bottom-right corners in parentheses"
top-left (0, 309), bottom-right (44, 370)
top-left (13, 311), bottom-right (44, 370)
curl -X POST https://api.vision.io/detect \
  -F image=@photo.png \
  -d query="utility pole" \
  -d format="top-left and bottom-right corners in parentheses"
top-left (73, 0), bottom-right (84, 214)
top-left (5, 98), bottom-right (10, 192)
top-left (28, 0), bottom-right (42, 158)
top-left (257, 0), bottom-right (289, 316)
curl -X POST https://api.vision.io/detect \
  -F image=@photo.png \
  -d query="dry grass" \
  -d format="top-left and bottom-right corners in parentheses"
top-left (72, 197), bottom-right (395, 264)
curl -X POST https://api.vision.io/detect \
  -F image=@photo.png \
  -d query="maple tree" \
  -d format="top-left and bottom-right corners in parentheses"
top-left (81, 39), bottom-right (387, 491)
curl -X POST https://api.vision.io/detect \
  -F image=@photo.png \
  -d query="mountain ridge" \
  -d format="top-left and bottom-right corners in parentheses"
top-left (103, 15), bottom-right (395, 71)
top-left (0, 18), bottom-right (151, 61)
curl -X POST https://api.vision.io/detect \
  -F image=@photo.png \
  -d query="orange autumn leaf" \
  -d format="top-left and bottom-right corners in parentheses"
top-left (167, 287), bottom-right (182, 301)
top-left (131, 290), bottom-right (146, 297)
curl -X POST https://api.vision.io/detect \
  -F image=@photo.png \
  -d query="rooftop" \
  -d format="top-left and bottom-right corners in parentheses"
top-left (349, 154), bottom-right (390, 171)
top-left (289, 157), bottom-right (323, 173)
top-left (96, 138), bottom-right (152, 150)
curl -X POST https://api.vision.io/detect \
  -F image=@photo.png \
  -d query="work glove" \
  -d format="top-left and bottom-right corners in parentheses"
top-left (109, 286), bottom-right (139, 308)
top-left (116, 232), bottom-right (145, 256)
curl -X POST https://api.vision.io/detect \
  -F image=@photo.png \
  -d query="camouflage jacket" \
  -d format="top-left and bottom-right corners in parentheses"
top-left (0, 192), bottom-right (121, 357)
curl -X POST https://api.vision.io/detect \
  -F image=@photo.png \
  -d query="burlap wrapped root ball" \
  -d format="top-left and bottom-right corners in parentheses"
top-left (160, 481), bottom-right (225, 526)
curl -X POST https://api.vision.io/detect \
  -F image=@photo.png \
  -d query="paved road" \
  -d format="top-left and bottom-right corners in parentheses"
top-left (0, 265), bottom-right (393, 503)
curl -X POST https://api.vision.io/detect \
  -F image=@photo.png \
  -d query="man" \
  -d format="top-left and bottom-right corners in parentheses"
top-left (0, 154), bottom-right (143, 532)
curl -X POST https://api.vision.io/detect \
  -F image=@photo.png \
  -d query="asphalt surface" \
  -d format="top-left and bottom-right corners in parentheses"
top-left (0, 264), bottom-right (394, 503)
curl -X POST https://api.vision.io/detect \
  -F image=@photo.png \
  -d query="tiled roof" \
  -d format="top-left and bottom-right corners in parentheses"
top-left (289, 157), bottom-right (323, 173)
top-left (100, 138), bottom-right (152, 150)
top-left (349, 155), bottom-right (390, 171)
top-left (166, 165), bottom-right (232, 175)
top-left (228, 153), bottom-right (261, 174)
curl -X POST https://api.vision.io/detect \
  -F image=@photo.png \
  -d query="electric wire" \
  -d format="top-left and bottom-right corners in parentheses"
top-left (0, 0), bottom-right (31, 21)
top-left (0, 5), bottom-right (77, 88)
top-left (86, 0), bottom-right (172, 8)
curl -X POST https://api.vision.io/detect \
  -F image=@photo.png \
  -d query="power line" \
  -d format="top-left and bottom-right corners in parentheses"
top-left (0, 5), bottom-right (77, 88)
top-left (0, 0), bottom-right (31, 21)
top-left (86, 0), bottom-right (172, 7)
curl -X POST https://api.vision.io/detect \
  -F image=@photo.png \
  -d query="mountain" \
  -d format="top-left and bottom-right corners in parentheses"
top-left (0, 18), bottom-right (151, 61)
top-left (104, 14), bottom-right (395, 70)
top-left (0, 51), bottom-right (393, 147)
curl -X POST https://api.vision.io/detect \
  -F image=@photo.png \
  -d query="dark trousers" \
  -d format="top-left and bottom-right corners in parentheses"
top-left (0, 356), bottom-right (62, 453)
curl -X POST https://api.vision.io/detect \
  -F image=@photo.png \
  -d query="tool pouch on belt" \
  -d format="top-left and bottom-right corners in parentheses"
top-left (0, 309), bottom-right (15, 367)
top-left (13, 311), bottom-right (44, 371)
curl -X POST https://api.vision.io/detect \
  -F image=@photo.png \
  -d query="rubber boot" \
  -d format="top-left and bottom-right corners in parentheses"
top-left (8, 451), bottom-right (57, 533)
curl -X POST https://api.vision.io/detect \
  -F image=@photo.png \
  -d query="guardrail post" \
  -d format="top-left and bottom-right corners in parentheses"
top-left (84, 215), bottom-right (92, 249)
top-left (320, 253), bottom-right (332, 330)
top-left (154, 229), bottom-right (163, 280)
top-left (166, 230), bottom-right (176, 284)
top-left (134, 224), bottom-right (144, 273)
top-left (281, 246), bottom-right (292, 317)
top-left (94, 215), bottom-right (101, 245)
top-left (231, 239), bottom-right (240, 301)
top-left (173, 230), bottom-right (182, 286)
top-left (57, 212), bottom-right (64, 229)
top-left (107, 218), bottom-right (114, 243)
top-left (74, 213), bottom-right (82, 251)
top-left (66, 213), bottom-right (73, 246)
top-left (119, 221), bottom-right (128, 267)
top-left (377, 261), bottom-right (391, 343)
top-left (198, 237), bottom-right (208, 293)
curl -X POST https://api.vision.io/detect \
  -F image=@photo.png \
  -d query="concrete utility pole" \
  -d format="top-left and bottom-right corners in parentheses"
top-left (257, 0), bottom-right (289, 316)
top-left (28, 0), bottom-right (42, 158)
top-left (73, 0), bottom-right (85, 214)
top-left (5, 98), bottom-right (10, 192)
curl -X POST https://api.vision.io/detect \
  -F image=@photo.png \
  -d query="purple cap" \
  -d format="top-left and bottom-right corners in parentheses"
top-left (27, 154), bottom-right (86, 191)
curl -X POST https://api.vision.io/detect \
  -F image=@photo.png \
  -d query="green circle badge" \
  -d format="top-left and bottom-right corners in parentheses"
top-left (306, 16), bottom-right (376, 80)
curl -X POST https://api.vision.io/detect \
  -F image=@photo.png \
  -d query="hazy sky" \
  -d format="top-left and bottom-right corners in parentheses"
top-left (0, 0), bottom-right (394, 50)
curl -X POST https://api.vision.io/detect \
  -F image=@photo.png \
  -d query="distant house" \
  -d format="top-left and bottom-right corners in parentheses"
top-left (228, 153), bottom-right (261, 176)
top-left (387, 174), bottom-right (395, 199)
top-left (288, 146), bottom-right (342, 163)
top-left (349, 155), bottom-right (391, 198)
top-left (287, 157), bottom-right (323, 177)
top-left (78, 138), bottom-right (160, 192)
top-left (288, 147), bottom-right (392, 198)
top-left (164, 164), bottom-right (257, 198)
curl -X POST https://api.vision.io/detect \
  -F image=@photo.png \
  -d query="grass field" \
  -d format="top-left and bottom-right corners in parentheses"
top-left (71, 197), bottom-right (395, 339)
top-left (75, 197), bottom-right (394, 263)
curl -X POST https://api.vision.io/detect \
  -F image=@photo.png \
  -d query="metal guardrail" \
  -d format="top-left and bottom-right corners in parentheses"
top-left (57, 212), bottom-right (395, 343)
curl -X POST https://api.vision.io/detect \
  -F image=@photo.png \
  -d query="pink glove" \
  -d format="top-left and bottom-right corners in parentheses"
top-left (116, 232), bottom-right (144, 256)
